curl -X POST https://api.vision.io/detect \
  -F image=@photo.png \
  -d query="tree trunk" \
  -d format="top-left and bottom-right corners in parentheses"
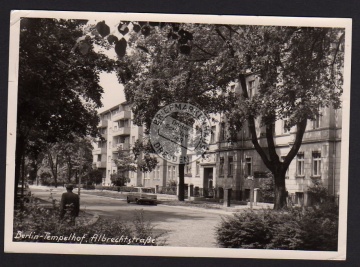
top-left (178, 163), bottom-right (185, 201)
top-left (177, 134), bottom-right (188, 201)
top-left (14, 135), bottom-right (26, 201)
top-left (67, 158), bottom-right (72, 183)
top-left (273, 171), bottom-right (287, 210)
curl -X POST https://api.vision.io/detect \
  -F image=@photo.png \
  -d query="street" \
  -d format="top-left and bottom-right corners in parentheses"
top-left (30, 186), bottom-right (234, 247)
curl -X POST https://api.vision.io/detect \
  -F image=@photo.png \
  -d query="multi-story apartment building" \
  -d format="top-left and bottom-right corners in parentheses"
top-left (93, 101), bottom-right (177, 188)
top-left (93, 102), bottom-right (137, 185)
top-left (183, 76), bottom-right (342, 206)
top-left (94, 77), bottom-right (342, 206)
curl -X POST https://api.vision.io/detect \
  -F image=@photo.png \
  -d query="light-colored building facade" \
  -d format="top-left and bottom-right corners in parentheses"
top-left (93, 77), bottom-right (341, 205)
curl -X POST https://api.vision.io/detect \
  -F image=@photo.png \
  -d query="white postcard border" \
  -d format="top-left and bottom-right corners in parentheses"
top-left (5, 10), bottom-right (352, 260)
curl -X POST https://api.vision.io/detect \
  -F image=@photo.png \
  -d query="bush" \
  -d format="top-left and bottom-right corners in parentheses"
top-left (158, 186), bottom-right (177, 195)
top-left (216, 203), bottom-right (338, 251)
top-left (13, 197), bottom-right (167, 245)
top-left (94, 185), bottom-right (119, 191)
top-left (258, 177), bottom-right (275, 203)
top-left (216, 210), bottom-right (273, 249)
top-left (82, 184), bottom-right (95, 190)
top-left (94, 185), bottom-right (135, 192)
top-left (217, 180), bottom-right (339, 251)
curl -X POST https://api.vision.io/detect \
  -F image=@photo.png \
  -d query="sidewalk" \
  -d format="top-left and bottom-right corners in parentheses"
top-left (160, 199), bottom-right (274, 213)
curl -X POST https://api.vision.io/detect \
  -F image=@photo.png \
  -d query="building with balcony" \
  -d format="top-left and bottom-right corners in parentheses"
top-left (92, 102), bottom-right (137, 185)
top-left (94, 77), bottom-right (342, 206)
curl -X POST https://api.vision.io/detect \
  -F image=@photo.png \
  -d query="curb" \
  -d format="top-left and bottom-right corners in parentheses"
top-left (160, 203), bottom-right (237, 215)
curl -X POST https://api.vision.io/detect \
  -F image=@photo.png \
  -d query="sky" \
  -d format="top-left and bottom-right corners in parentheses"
top-left (90, 18), bottom-right (128, 114)
top-left (98, 71), bottom-right (126, 113)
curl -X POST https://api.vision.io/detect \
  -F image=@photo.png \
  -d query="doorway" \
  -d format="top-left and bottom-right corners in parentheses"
top-left (203, 168), bottom-right (214, 197)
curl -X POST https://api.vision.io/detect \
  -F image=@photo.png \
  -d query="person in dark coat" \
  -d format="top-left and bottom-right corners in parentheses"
top-left (60, 184), bottom-right (80, 224)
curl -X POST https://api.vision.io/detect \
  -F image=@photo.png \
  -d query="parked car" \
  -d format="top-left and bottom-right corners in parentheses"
top-left (126, 187), bottom-right (157, 205)
top-left (17, 183), bottom-right (31, 203)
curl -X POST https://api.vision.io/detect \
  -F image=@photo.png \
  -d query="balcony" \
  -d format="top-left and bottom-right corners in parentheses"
top-left (112, 111), bottom-right (131, 121)
top-left (92, 147), bottom-right (107, 155)
top-left (98, 120), bottom-right (108, 128)
top-left (95, 161), bottom-right (107, 168)
top-left (112, 127), bottom-right (131, 136)
top-left (112, 143), bottom-right (130, 152)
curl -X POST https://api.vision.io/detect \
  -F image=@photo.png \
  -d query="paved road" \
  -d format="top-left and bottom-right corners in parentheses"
top-left (30, 186), bottom-right (234, 248)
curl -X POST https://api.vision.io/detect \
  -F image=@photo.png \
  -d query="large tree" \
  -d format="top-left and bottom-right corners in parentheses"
top-left (15, 18), bottom-right (114, 198)
top-left (224, 26), bottom-right (344, 209)
top-left (122, 24), bottom-right (232, 201)
top-left (91, 21), bottom-right (345, 208)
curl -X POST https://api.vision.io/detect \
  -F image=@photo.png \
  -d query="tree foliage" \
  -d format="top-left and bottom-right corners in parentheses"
top-left (15, 18), bottom-right (115, 197)
top-left (111, 150), bottom-right (137, 186)
top-left (87, 169), bottom-right (103, 185)
top-left (74, 20), bottom-right (345, 207)
top-left (37, 136), bottom-right (94, 187)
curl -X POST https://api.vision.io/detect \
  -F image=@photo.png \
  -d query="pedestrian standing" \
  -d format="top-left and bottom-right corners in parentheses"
top-left (60, 184), bottom-right (80, 225)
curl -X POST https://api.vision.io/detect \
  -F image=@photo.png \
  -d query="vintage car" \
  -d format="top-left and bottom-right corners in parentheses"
top-left (126, 187), bottom-right (157, 205)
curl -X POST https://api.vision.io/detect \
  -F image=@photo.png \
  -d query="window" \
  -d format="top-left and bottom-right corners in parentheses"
top-left (248, 80), bottom-right (256, 99)
top-left (283, 119), bottom-right (289, 134)
top-left (245, 157), bottom-right (252, 176)
top-left (155, 166), bottom-right (160, 180)
top-left (280, 156), bottom-right (289, 179)
top-left (271, 121), bottom-right (276, 136)
top-left (297, 153), bottom-right (305, 176)
top-left (168, 166), bottom-right (172, 179)
top-left (98, 141), bottom-right (106, 148)
top-left (295, 192), bottom-right (304, 206)
top-left (219, 157), bottom-right (224, 176)
top-left (220, 123), bottom-right (226, 141)
top-left (210, 126), bottom-right (216, 143)
top-left (196, 161), bottom-right (200, 176)
top-left (228, 156), bottom-right (234, 176)
top-left (144, 172), bottom-right (150, 180)
top-left (312, 152), bottom-right (321, 176)
top-left (172, 166), bottom-right (176, 179)
top-left (186, 164), bottom-right (192, 175)
top-left (97, 155), bottom-right (101, 162)
top-left (313, 115), bottom-right (321, 129)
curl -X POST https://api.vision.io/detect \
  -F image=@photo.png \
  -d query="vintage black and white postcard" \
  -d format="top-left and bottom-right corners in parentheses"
top-left (5, 10), bottom-right (352, 260)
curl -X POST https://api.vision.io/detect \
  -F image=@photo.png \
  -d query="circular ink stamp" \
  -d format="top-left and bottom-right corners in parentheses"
top-left (149, 103), bottom-right (211, 164)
